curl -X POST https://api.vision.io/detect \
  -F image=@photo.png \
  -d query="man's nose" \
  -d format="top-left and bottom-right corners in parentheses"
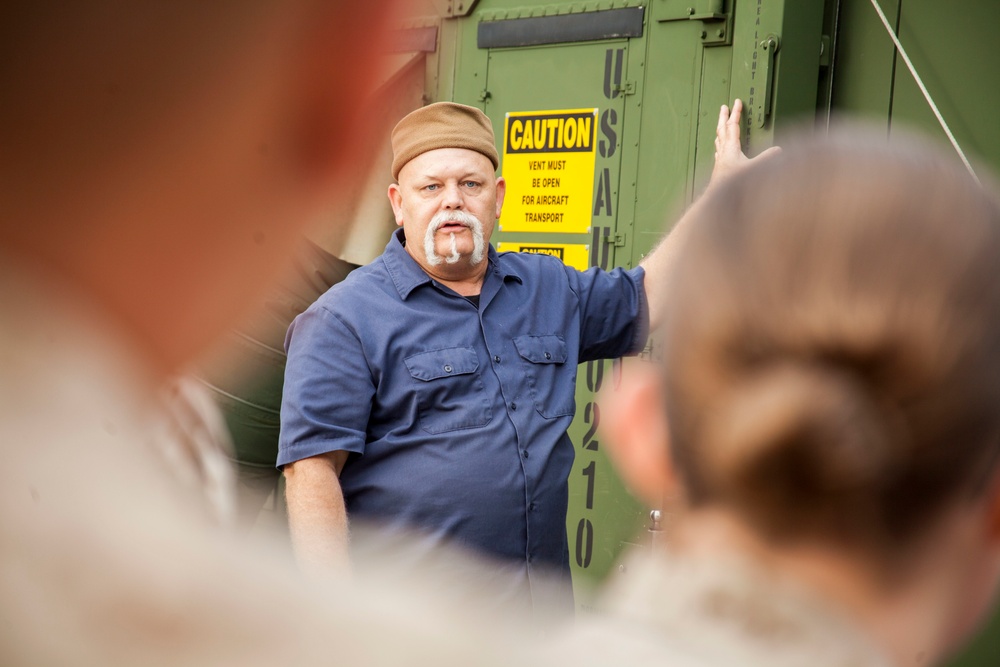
top-left (441, 182), bottom-right (464, 209)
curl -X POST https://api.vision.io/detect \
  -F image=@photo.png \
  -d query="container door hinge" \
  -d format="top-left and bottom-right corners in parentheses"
top-left (657, 0), bottom-right (733, 46)
top-left (613, 81), bottom-right (636, 96)
top-left (433, 0), bottom-right (479, 18)
top-left (604, 229), bottom-right (627, 247)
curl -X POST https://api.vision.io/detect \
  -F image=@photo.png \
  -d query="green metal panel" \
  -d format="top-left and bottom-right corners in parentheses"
top-left (450, 7), bottom-right (490, 108)
top-left (630, 0), bottom-right (826, 256)
top-left (728, 0), bottom-right (826, 147)
top-left (627, 1), bottom-right (727, 262)
top-left (830, 0), bottom-right (898, 121)
top-left (888, 2), bottom-right (1000, 178)
top-left (832, 0), bottom-right (1000, 177)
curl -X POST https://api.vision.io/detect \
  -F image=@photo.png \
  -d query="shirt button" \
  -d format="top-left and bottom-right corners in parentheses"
top-left (443, 364), bottom-right (453, 373)
top-left (528, 502), bottom-right (536, 511)
top-left (493, 355), bottom-right (501, 363)
top-left (544, 352), bottom-right (551, 360)
top-left (510, 402), bottom-right (517, 411)
top-left (522, 449), bottom-right (529, 458)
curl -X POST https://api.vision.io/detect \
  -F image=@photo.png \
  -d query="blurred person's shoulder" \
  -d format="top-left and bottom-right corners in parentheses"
top-left (0, 259), bottom-right (236, 525)
top-left (543, 549), bottom-right (891, 667)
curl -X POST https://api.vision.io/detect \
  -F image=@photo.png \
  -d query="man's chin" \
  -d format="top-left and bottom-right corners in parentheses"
top-left (433, 251), bottom-right (487, 267)
top-left (434, 240), bottom-right (472, 257)
top-left (438, 251), bottom-right (472, 265)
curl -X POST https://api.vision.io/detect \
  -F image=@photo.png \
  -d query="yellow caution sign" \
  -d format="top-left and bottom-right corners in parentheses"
top-left (496, 242), bottom-right (590, 272)
top-left (499, 109), bottom-right (597, 234)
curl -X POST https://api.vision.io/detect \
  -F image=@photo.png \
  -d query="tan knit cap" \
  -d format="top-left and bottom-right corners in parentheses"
top-left (390, 102), bottom-right (500, 180)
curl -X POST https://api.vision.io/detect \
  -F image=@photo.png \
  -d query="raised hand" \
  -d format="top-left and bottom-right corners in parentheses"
top-left (712, 99), bottom-right (781, 183)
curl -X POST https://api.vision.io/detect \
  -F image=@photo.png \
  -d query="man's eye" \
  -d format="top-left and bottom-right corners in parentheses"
top-left (463, 181), bottom-right (479, 188)
top-left (425, 184), bottom-right (439, 191)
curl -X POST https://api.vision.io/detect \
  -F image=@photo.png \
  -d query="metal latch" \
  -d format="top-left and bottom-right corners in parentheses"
top-left (613, 81), bottom-right (636, 96)
top-left (752, 34), bottom-right (779, 128)
top-left (658, 0), bottom-right (733, 46)
top-left (603, 229), bottom-right (627, 247)
top-left (660, 0), bottom-right (726, 20)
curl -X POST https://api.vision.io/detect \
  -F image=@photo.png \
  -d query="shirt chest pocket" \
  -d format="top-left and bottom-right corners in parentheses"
top-left (404, 346), bottom-right (493, 434)
top-left (513, 334), bottom-right (576, 419)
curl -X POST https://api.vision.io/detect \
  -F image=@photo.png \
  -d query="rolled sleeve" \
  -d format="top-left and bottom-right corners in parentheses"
top-left (277, 306), bottom-right (374, 468)
top-left (569, 264), bottom-right (649, 362)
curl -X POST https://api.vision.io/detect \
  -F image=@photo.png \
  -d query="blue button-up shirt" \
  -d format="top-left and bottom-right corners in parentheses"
top-left (279, 229), bottom-right (647, 579)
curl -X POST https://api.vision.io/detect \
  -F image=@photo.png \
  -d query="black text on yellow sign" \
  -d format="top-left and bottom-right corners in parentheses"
top-left (496, 242), bottom-right (589, 271)
top-left (500, 109), bottom-right (597, 234)
top-left (505, 112), bottom-right (595, 153)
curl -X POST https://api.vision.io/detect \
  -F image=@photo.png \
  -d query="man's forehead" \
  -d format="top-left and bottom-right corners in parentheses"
top-left (398, 147), bottom-right (497, 182)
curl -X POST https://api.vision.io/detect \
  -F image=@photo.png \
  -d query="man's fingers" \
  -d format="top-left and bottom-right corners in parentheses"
top-left (711, 99), bottom-right (752, 183)
top-left (728, 98), bottom-right (743, 127)
top-left (724, 100), bottom-right (743, 147)
top-left (717, 104), bottom-right (729, 136)
top-left (716, 99), bottom-right (743, 152)
top-left (711, 98), bottom-right (781, 185)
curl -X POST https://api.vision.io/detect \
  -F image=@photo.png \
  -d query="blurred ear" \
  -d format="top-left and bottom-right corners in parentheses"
top-left (987, 471), bottom-right (1000, 544)
top-left (599, 358), bottom-right (679, 507)
top-left (964, 469), bottom-right (1000, 640)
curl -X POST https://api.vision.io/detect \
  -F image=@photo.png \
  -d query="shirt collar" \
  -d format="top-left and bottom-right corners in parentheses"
top-left (381, 228), bottom-right (522, 300)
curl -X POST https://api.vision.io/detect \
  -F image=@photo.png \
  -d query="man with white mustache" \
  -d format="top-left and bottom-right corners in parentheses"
top-left (279, 101), bottom-right (750, 615)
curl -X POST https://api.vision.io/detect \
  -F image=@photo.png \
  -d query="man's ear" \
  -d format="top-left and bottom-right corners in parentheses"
top-left (599, 358), bottom-right (679, 508)
top-left (494, 176), bottom-right (506, 219)
top-left (388, 183), bottom-right (405, 227)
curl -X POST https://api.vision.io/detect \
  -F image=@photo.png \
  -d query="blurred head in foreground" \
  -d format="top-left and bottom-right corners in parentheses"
top-left (0, 4), bottom-right (520, 666)
top-left (603, 131), bottom-right (1000, 665)
top-left (0, 0), bottom-right (393, 375)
